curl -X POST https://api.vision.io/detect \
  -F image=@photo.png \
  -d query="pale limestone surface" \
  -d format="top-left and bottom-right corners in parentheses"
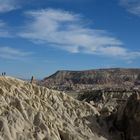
top-left (0, 76), bottom-right (108, 140)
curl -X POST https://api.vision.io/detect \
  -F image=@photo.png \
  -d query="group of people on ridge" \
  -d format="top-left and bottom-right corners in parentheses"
top-left (1, 72), bottom-right (6, 76)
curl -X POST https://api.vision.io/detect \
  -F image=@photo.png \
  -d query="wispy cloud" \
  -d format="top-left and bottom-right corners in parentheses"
top-left (0, 46), bottom-right (32, 60)
top-left (0, 0), bottom-right (19, 13)
top-left (97, 46), bottom-right (140, 59)
top-left (120, 0), bottom-right (140, 16)
top-left (19, 8), bottom-right (140, 60)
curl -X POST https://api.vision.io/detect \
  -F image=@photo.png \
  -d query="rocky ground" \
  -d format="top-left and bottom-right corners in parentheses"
top-left (0, 76), bottom-right (140, 140)
top-left (78, 88), bottom-right (140, 140)
top-left (0, 76), bottom-right (114, 140)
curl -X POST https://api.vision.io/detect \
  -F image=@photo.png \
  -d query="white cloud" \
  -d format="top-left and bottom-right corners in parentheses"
top-left (98, 46), bottom-right (140, 59)
top-left (0, 0), bottom-right (19, 13)
top-left (120, 0), bottom-right (140, 16)
top-left (19, 8), bottom-right (140, 60)
top-left (0, 47), bottom-right (32, 59)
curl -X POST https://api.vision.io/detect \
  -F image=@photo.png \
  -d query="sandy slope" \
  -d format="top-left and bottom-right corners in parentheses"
top-left (0, 76), bottom-right (109, 140)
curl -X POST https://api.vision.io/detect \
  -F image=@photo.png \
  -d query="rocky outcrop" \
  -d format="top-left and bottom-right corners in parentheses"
top-left (78, 89), bottom-right (133, 112)
top-left (135, 73), bottom-right (140, 85)
top-left (78, 89), bottom-right (140, 140)
top-left (115, 92), bottom-right (140, 140)
top-left (40, 68), bottom-right (140, 92)
top-left (1, 76), bottom-right (140, 140)
top-left (0, 76), bottom-right (114, 140)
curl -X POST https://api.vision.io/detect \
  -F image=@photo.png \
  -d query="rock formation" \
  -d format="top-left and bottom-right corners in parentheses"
top-left (78, 89), bottom-right (133, 111)
top-left (1, 76), bottom-right (140, 140)
top-left (40, 68), bottom-right (140, 92)
top-left (115, 92), bottom-right (140, 140)
top-left (78, 89), bottom-right (140, 140)
top-left (0, 76), bottom-right (114, 140)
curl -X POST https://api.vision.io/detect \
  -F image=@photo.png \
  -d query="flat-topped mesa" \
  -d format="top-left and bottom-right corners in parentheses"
top-left (40, 68), bottom-right (140, 91)
top-left (0, 76), bottom-right (111, 140)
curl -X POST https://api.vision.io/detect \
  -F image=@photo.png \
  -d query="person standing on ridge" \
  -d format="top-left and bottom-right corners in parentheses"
top-left (31, 76), bottom-right (34, 84)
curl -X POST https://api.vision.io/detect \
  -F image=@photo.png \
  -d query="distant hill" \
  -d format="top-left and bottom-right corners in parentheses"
top-left (40, 68), bottom-right (140, 91)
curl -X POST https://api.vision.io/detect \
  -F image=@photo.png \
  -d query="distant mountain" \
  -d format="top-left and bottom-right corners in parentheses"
top-left (40, 68), bottom-right (140, 91)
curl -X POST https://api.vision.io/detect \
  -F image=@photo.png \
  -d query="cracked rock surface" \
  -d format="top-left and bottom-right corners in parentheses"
top-left (0, 76), bottom-right (111, 140)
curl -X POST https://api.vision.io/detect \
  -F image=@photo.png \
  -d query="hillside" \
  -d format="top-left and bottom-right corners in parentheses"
top-left (40, 68), bottom-right (140, 91)
top-left (0, 76), bottom-right (113, 140)
top-left (0, 76), bottom-right (140, 140)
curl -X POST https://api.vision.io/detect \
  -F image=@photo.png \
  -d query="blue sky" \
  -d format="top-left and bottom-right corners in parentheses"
top-left (0, 0), bottom-right (140, 79)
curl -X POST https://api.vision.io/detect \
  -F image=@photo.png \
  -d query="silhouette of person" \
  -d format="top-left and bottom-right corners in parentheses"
top-left (2, 72), bottom-right (5, 76)
top-left (31, 76), bottom-right (34, 84)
